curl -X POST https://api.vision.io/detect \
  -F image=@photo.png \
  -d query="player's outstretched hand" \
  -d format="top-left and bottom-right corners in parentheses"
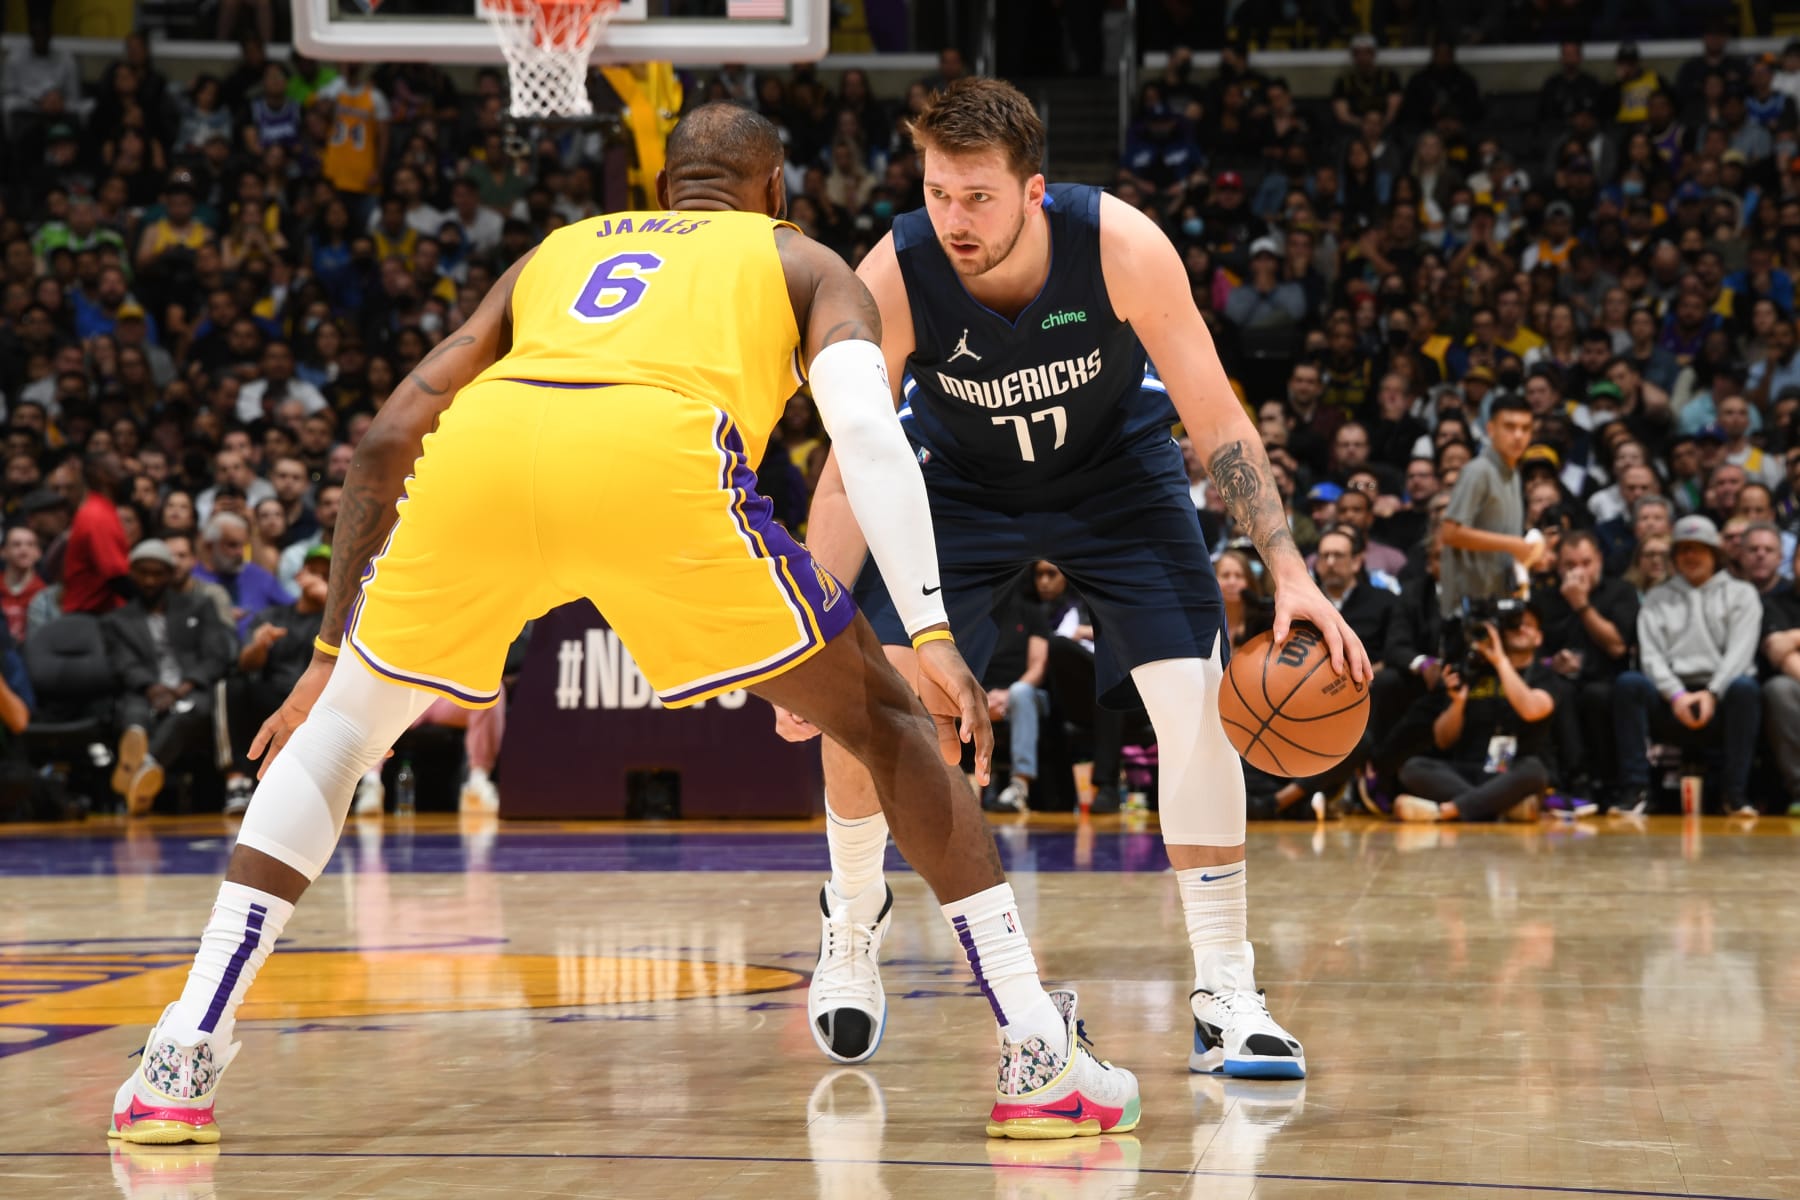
top-left (914, 638), bottom-right (994, 786)
top-left (250, 653), bottom-right (336, 778)
top-left (772, 705), bottom-right (822, 742)
top-left (1271, 571), bottom-right (1375, 684)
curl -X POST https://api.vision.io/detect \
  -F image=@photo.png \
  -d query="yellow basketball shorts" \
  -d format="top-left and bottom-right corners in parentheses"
top-left (346, 379), bottom-right (855, 708)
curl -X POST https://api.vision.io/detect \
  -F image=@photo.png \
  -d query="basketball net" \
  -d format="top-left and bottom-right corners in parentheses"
top-left (479, 0), bottom-right (620, 119)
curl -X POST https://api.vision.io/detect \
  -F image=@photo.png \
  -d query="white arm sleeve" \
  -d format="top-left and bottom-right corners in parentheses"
top-left (807, 339), bottom-right (949, 637)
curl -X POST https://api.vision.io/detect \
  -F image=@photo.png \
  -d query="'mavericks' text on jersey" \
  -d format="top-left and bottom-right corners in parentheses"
top-left (893, 183), bottom-right (1173, 505)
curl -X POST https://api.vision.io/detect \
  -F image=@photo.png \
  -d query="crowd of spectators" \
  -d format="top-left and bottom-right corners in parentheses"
top-left (1111, 20), bottom-right (1800, 819)
top-left (3, 12), bottom-right (1799, 820)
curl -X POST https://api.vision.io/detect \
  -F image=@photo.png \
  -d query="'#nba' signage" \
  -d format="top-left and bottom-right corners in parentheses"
top-left (497, 602), bottom-right (822, 818)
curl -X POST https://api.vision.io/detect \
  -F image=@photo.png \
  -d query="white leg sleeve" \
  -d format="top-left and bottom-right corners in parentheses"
top-left (235, 656), bottom-right (437, 880)
top-left (1132, 651), bottom-right (1247, 847)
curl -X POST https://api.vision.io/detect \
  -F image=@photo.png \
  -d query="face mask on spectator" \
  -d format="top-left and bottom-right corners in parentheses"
top-left (1449, 203), bottom-right (1470, 226)
top-left (1387, 328), bottom-right (1410, 350)
top-left (1498, 369), bottom-right (1523, 390)
top-left (1621, 179), bottom-right (1645, 198)
top-left (420, 312), bottom-right (444, 335)
top-left (871, 200), bottom-right (894, 220)
top-left (1590, 410), bottom-right (1617, 428)
top-left (1182, 217), bottom-right (1204, 238)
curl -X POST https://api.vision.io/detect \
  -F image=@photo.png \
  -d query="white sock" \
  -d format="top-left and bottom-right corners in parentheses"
top-left (1177, 860), bottom-right (1254, 993)
top-left (941, 882), bottom-right (1067, 1054)
top-left (163, 881), bottom-right (295, 1045)
top-left (826, 800), bottom-right (889, 924)
top-left (469, 766), bottom-right (490, 786)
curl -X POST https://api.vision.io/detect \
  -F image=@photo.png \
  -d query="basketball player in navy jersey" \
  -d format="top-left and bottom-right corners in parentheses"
top-left (781, 79), bottom-right (1374, 1080)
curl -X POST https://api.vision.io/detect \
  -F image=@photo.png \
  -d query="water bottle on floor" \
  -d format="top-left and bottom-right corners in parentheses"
top-left (396, 760), bottom-right (416, 817)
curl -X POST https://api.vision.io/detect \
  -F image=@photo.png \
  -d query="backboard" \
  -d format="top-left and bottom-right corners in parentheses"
top-left (291, 0), bottom-right (828, 65)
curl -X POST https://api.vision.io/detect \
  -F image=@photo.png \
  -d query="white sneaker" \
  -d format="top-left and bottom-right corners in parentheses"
top-left (222, 779), bottom-right (253, 817)
top-left (988, 989), bottom-right (1141, 1139)
top-left (459, 769), bottom-right (500, 813)
top-left (109, 1005), bottom-right (239, 1145)
top-left (1394, 793), bottom-right (1442, 823)
top-left (352, 775), bottom-right (384, 816)
top-left (994, 778), bottom-right (1029, 812)
top-left (1189, 943), bottom-right (1306, 1079)
top-left (808, 882), bottom-right (892, 1064)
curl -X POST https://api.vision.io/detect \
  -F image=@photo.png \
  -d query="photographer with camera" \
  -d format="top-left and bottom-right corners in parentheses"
top-left (1610, 515), bottom-right (1764, 817)
top-left (1439, 394), bottom-right (1544, 616)
top-left (1393, 599), bottom-right (1558, 823)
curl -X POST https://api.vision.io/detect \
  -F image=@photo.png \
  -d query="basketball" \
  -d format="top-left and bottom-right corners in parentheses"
top-left (1218, 623), bottom-right (1370, 778)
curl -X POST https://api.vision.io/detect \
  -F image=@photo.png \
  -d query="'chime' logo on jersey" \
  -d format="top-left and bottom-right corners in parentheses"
top-left (935, 347), bottom-right (1104, 410)
top-left (948, 329), bottom-right (982, 364)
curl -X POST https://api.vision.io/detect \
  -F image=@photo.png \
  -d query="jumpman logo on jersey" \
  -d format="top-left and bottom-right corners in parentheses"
top-left (948, 329), bottom-right (982, 364)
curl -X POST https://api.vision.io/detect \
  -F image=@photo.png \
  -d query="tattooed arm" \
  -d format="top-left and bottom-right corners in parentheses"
top-left (1099, 193), bottom-right (1372, 680)
top-left (317, 247), bottom-right (536, 652)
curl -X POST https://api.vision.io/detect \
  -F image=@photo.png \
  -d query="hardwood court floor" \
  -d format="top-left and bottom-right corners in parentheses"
top-left (3, 812), bottom-right (1798, 1200)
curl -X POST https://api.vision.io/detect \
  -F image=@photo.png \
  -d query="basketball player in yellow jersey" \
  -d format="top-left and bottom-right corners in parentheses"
top-left (108, 104), bottom-right (1141, 1147)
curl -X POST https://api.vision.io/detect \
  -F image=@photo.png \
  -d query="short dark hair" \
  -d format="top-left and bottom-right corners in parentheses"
top-left (1489, 393), bottom-right (1532, 418)
top-left (907, 77), bottom-right (1045, 179)
top-left (663, 101), bottom-right (785, 190)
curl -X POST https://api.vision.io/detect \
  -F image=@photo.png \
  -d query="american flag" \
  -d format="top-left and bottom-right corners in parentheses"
top-left (727, 0), bottom-right (785, 16)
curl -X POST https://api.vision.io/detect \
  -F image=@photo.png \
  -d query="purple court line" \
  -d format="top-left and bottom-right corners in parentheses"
top-left (26, 1150), bottom-right (1780, 1200)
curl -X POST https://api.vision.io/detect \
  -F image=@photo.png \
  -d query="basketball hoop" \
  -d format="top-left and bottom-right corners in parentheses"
top-left (479, 0), bottom-right (621, 119)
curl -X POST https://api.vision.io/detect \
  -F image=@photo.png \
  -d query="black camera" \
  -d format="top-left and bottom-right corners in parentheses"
top-left (1439, 596), bottom-right (1527, 682)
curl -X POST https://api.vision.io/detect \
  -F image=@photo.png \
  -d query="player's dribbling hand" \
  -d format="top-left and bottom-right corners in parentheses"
top-left (914, 639), bottom-right (994, 786)
top-left (1270, 569), bottom-right (1374, 684)
top-left (772, 705), bottom-right (821, 742)
top-left (249, 654), bottom-right (336, 779)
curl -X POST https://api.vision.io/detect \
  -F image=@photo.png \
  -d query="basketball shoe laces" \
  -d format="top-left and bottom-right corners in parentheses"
top-left (1206, 988), bottom-right (1275, 1023)
top-left (814, 912), bottom-right (884, 1010)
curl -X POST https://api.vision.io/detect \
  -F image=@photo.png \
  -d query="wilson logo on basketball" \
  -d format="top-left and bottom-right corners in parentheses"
top-left (1275, 626), bottom-right (1321, 669)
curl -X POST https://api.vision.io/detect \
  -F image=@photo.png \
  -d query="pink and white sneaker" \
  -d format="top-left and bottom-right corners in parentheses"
top-left (108, 1005), bottom-right (238, 1145)
top-left (987, 989), bottom-right (1141, 1140)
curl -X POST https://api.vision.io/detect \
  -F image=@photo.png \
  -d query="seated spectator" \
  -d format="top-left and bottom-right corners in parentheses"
top-left (101, 540), bottom-right (236, 815)
top-left (1624, 534), bottom-right (1673, 598)
top-left (1320, 484), bottom-right (1404, 587)
top-left (236, 341), bottom-right (329, 424)
top-left (223, 544), bottom-right (330, 814)
top-left (0, 526), bottom-right (45, 644)
top-left (1611, 516), bottom-right (1763, 817)
top-left (278, 482), bottom-right (339, 589)
top-left (61, 452), bottom-right (131, 616)
top-left (1215, 548), bottom-right (1272, 648)
top-left (1761, 578), bottom-right (1800, 817)
top-left (196, 450), bottom-right (274, 526)
top-left (1394, 607), bottom-right (1557, 824)
top-left (250, 497), bottom-right (288, 575)
top-left (192, 512), bottom-right (291, 640)
top-left (981, 584), bottom-right (1050, 814)
top-left (1532, 530), bottom-right (1639, 808)
top-left (164, 531), bottom-right (234, 630)
top-left (1737, 521), bottom-right (1786, 596)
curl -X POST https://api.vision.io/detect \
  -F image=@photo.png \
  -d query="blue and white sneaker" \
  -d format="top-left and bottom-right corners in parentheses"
top-left (807, 882), bottom-right (892, 1064)
top-left (1189, 986), bottom-right (1307, 1079)
top-left (1543, 793), bottom-right (1598, 821)
top-left (1189, 943), bottom-right (1306, 1078)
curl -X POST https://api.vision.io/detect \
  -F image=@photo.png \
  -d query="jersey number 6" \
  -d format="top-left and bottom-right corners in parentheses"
top-left (991, 406), bottom-right (1068, 463)
top-left (569, 252), bottom-right (666, 323)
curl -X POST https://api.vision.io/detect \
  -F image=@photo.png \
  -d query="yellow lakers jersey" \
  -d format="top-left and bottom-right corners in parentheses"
top-left (479, 211), bottom-right (803, 465)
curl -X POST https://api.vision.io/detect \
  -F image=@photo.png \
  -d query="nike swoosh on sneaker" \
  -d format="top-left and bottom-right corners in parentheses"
top-left (1041, 1098), bottom-right (1087, 1120)
top-left (1199, 869), bottom-right (1243, 882)
top-left (127, 1100), bottom-right (159, 1123)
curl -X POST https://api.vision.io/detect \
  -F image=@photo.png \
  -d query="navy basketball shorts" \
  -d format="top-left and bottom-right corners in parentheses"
top-left (853, 436), bottom-right (1226, 709)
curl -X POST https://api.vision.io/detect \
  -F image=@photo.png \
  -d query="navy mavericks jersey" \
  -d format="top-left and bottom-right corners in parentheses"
top-left (893, 183), bottom-right (1175, 508)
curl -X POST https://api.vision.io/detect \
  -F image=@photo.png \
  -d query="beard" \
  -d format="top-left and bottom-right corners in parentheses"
top-left (940, 206), bottom-right (1028, 278)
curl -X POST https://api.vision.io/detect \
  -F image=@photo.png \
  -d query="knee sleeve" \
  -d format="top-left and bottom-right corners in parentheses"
top-left (235, 657), bottom-right (435, 880)
top-left (1132, 650), bottom-right (1247, 847)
